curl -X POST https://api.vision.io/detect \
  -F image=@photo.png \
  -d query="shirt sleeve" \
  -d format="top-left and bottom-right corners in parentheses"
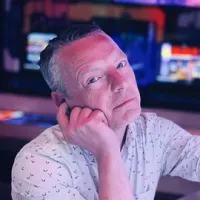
top-left (159, 117), bottom-right (200, 181)
top-left (11, 150), bottom-right (86, 200)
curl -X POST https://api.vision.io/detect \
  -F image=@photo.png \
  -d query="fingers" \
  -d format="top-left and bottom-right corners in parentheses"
top-left (78, 107), bottom-right (93, 122)
top-left (57, 103), bottom-right (108, 129)
top-left (69, 107), bottom-right (81, 126)
top-left (65, 106), bottom-right (72, 117)
top-left (57, 103), bottom-right (69, 130)
top-left (88, 110), bottom-right (108, 126)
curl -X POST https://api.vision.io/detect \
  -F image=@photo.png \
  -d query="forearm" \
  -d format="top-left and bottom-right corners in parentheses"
top-left (97, 150), bottom-right (134, 200)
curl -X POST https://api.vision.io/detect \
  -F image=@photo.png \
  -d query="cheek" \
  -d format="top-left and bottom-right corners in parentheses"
top-left (84, 87), bottom-right (111, 110)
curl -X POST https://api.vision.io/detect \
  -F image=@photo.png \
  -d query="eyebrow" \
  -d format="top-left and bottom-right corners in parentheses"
top-left (120, 53), bottom-right (127, 59)
top-left (80, 52), bottom-right (127, 76)
top-left (81, 67), bottom-right (102, 76)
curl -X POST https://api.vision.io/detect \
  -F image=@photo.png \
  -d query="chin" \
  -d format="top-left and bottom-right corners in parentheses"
top-left (124, 106), bottom-right (141, 122)
top-left (110, 106), bottom-right (141, 128)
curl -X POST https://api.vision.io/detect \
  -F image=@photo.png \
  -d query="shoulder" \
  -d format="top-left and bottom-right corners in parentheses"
top-left (129, 112), bottom-right (174, 141)
top-left (134, 112), bottom-right (162, 127)
top-left (135, 112), bottom-right (172, 127)
top-left (132, 112), bottom-right (188, 142)
top-left (13, 125), bottom-right (86, 170)
top-left (17, 125), bottom-right (64, 155)
top-left (12, 125), bottom-right (91, 191)
top-left (11, 125), bottom-right (91, 199)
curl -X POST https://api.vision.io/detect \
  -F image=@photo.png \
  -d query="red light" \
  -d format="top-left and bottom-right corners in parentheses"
top-left (172, 46), bottom-right (199, 55)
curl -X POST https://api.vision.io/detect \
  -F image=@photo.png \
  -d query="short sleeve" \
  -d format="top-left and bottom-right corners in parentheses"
top-left (159, 117), bottom-right (200, 181)
top-left (11, 150), bottom-right (86, 200)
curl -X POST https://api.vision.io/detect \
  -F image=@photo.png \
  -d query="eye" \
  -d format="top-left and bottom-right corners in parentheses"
top-left (117, 61), bottom-right (127, 69)
top-left (88, 77), bottom-right (100, 84)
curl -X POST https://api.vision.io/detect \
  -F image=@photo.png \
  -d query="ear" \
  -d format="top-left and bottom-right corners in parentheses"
top-left (51, 91), bottom-right (67, 107)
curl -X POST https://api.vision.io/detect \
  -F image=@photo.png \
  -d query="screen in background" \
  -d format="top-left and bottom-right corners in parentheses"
top-left (157, 43), bottom-right (200, 83)
top-left (114, 0), bottom-right (200, 7)
top-left (2, 18), bottom-right (157, 96)
top-left (24, 32), bottom-right (57, 70)
top-left (0, 110), bottom-right (56, 128)
top-left (94, 17), bottom-right (157, 86)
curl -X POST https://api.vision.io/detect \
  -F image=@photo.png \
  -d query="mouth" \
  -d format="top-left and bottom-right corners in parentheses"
top-left (114, 98), bottom-right (135, 109)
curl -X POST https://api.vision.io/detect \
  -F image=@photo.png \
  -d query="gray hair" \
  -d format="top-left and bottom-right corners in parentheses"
top-left (38, 23), bottom-right (102, 96)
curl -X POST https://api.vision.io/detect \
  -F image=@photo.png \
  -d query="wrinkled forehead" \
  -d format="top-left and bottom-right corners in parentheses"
top-left (57, 33), bottom-right (123, 70)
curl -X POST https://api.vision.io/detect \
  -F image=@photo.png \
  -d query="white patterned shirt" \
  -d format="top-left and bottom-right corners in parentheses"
top-left (11, 113), bottom-right (200, 200)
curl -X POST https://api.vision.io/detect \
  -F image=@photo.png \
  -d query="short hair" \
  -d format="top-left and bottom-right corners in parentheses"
top-left (38, 23), bottom-right (102, 96)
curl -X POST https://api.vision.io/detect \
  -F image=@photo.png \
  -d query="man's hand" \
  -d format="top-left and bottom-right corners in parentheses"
top-left (57, 103), bottom-right (134, 200)
top-left (57, 103), bottom-right (120, 159)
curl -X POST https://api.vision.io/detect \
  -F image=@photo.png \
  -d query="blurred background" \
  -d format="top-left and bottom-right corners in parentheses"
top-left (1, 0), bottom-right (200, 199)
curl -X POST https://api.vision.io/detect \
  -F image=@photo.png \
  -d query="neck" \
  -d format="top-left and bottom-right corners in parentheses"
top-left (113, 124), bottom-right (128, 149)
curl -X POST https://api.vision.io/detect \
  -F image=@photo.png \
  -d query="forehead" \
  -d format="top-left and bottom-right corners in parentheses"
top-left (57, 33), bottom-right (124, 70)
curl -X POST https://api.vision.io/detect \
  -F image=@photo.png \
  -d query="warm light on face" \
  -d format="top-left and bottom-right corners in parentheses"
top-left (58, 33), bottom-right (141, 130)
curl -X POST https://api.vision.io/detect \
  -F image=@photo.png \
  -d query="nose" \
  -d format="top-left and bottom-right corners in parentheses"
top-left (109, 70), bottom-right (128, 93)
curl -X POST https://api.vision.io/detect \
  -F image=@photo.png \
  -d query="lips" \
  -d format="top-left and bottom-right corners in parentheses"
top-left (114, 98), bottom-right (134, 109)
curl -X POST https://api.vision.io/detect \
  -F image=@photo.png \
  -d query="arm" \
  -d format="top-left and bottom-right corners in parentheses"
top-left (12, 148), bottom-right (86, 200)
top-left (57, 103), bottom-right (134, 200)
top-left (97, 149), bottom-right (134, 200)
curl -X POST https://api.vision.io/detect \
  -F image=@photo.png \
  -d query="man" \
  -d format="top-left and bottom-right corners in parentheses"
top-left (11, 23), bottom-right (200, 200)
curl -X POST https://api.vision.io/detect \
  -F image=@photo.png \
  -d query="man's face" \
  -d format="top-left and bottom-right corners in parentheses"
top-left (57, 32), bottom-right (141, 129)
